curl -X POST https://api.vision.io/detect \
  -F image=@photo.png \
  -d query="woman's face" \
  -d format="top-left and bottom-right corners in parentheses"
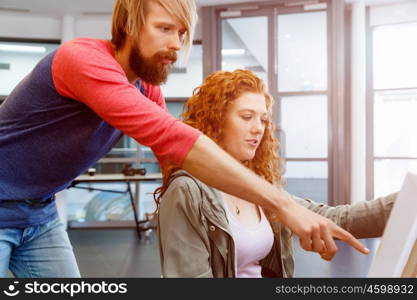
top-left (222, 92), bottom-right (268, 162)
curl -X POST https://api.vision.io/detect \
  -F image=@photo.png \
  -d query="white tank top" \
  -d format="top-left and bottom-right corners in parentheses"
top-left (224, 204), bottom-right (274, 278)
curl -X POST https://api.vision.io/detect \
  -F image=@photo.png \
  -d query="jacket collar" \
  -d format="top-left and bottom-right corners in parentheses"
top-left (171, 170), bottom-right (232, 234)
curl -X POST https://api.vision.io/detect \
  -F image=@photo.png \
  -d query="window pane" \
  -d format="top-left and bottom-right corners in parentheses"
top-left (139, 143), bottom-right (160, 173)
top-left (277, 11), bottom-right (327, 92)
top-left (134, 102), bottom-right (184, 174)
top-left (166, 102), bottom-right (184, 119)
top-left (284, 161), bottom-right (328, 204)
top-left (221, 17), bottom-right (268, 85)
top-left (92, 136), bottom-right (138, 174)
top-left (374, 90), bottom-right (417, 157)
top-left (161, 44), bottom-right (202, 98)
top-left (281, 95), bottom-right (328, 158)
top-left (107, 136), bottom-right (137, 157)
top-left (373, 23), bottom-right (417, 89)
top-left (0, 41), bottom-right (59, 95)
top-left (374, 159), bottom-right (417, 198)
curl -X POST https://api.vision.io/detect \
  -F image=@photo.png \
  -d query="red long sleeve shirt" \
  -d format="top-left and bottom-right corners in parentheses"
top-left (53, 38), bottom-right (200, 167)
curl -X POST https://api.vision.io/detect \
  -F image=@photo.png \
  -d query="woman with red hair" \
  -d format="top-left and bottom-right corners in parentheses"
top-left (156, 69), bottom-right (396, 278)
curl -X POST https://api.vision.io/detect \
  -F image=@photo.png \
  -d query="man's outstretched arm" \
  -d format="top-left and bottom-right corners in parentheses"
top-left (182, 135), bottom-right (369, 260)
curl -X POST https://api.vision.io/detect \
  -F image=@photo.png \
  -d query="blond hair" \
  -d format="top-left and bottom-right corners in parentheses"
top-left (111, 0), bottom-right (197, 57)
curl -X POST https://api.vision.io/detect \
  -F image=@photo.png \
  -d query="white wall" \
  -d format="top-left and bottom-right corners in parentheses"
top-left (0, 47), bottom-right (58, 95)
top-left (350, 2), bottom-right (367, 203)
top-left (0, 10), bottom-right (203, 41)
top-left (0, 12), bottom-right (61, 39)
top-left (75, 16), bottom-right (112, 40)
top-left (370, 1), bottom-right (417, 26)
top-left (0, 12), bottom-right (112, 96)
top-left (0, 11), bottom-right (203, 97)
top-left (0, 12), bottom-right (112, 40)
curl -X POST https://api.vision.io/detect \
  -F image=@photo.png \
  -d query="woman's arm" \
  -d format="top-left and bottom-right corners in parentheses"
top-left (292, 192), bottom-right (397, 239)
top-left (158, 175), bottom-right (214, 278)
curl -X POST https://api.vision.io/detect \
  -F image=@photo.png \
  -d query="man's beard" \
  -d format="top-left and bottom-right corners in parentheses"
top-left (129, 45), bottom-right (177, 85)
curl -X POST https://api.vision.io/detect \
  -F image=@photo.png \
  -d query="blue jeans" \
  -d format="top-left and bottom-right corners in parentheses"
top-left (0, 217), bottom-right (80, 277)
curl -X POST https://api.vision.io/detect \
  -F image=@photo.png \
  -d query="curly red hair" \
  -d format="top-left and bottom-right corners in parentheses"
top-left (154, 69), bottom-right (284, 207)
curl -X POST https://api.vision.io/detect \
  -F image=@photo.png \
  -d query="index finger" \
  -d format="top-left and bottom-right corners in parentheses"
top-left (333, 226), bottom-right (370, 254)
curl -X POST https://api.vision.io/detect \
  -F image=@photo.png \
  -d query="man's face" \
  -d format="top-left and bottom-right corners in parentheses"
top-left (129, 1), bottom-right (186, 85)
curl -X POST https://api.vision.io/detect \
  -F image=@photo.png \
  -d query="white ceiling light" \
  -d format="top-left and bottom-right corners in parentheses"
top-left (0, 44), bottom-right (47, 53)
top-left (222, 49), bottom-right (246, 56)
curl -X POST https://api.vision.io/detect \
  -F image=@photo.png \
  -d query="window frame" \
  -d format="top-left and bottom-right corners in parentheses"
top-left (365, 13), bottom-right (417, 200)
top-left (202, 0), bottom-right (349, 205)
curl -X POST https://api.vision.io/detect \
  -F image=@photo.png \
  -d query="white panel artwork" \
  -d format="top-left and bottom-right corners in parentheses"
top-left (368, 173), bottom-right (417, 277)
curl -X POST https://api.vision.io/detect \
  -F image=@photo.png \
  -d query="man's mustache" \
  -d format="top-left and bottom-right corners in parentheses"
top-left (156, 51), bottom-right (177, 63)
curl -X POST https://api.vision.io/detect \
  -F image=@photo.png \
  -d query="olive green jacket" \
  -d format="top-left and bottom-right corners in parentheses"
top-left (157, 170), bottom-right (396, 278)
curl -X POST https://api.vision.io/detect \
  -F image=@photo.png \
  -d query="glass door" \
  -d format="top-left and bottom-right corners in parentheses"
top-left (220, 15), bottom-right (269, 86)
top-left (217, 3), bottom-right (330, 204)
top-left (277, 10), bottom-right (329, 204)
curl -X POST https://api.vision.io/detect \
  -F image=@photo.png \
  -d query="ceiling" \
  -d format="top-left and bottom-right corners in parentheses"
top-left (0, 0), bottom-right (265, 16)
top-left (0, 0), bottom-right (410, 16)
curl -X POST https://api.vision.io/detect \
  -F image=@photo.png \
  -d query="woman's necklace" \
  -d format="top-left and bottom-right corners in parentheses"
top-left (223, 193), bottom-right (241, 215)
top-left (231, 196), bottom-right (240, 215)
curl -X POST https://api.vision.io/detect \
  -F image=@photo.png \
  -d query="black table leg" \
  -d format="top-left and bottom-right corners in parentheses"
top-left (126, 182), bottom-right (142, 240)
